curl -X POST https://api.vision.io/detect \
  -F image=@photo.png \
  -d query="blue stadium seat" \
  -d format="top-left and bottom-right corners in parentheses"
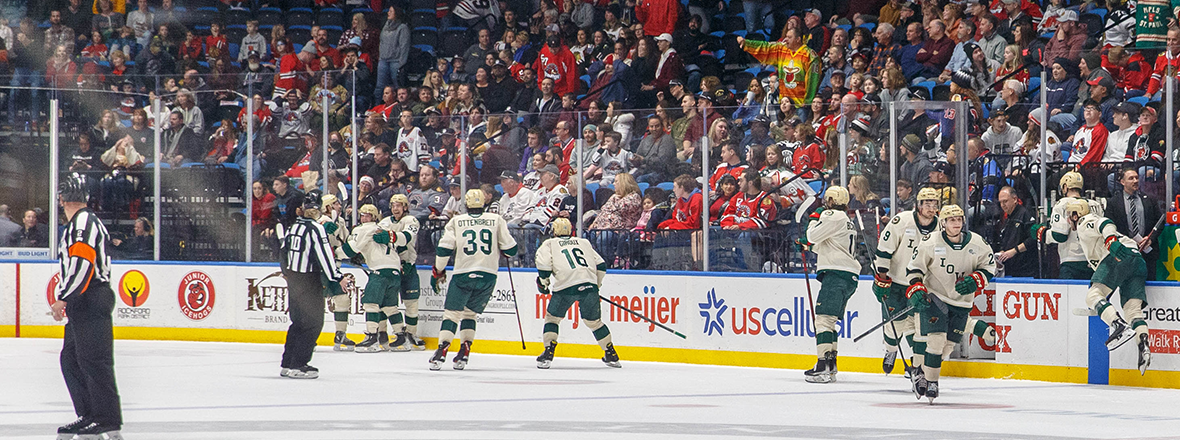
top-left (586, 182), bottom-right (600, 193)
top-left (656, 182), bottom-right (674, 192)
top-left (837, 24), bottom-right (851, 33)
top-left (229, 43), bottom-right (240, 59)
top-left (638, 182), bottom-right (650, 194)
top-left (1090, 8), bottom-right (1107, 21)
top-left (474, 160), bottom-right (483, 169)
top-left (861, 23), bottom-right (876, 32)
top-left (144, 162), bottom-right (171, 169)
top-left (1027, 76), bottom-right (1041, 95)
top-left (495, 184), bottom-right (503, 193)
top-left (1129, 96), bottom-right (1149, 106)
top-left (286, 8), bottom-right (314, 27)
top-left (317, 8), bottom-right (346, 28)
top-left (808, 180), bottom-right (825, 194)
top-left (915, 80), bottom-right (935, 98)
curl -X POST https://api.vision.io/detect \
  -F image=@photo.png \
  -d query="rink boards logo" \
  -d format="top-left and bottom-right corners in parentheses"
top-left (533, 285), bottom-right (680, 331)
top-left (698, 288), bottom-right (859, 338)
top-left (178, 271), bottom-right (215, 321)
top-left (245, 271), bottom-right (289, 323)
top-left (45, 273), bottom-right (62, 311)
top-left (117, 270), bottom-right (151, 320)
top-left (991, 289), bottom-right (1063, 354)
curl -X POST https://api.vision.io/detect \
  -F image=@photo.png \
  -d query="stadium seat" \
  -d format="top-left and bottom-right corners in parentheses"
top-left (474, 160), bottom-right (483, 170)
top-left (837, 24), bottom-right (851, 33)
top-left (256, 7), bottom-right (283, 27)
top-left (638, 182), bottom-right (650, 194)
top-left (1129, 96), bottom-right (1149, 106)
top-left (317, 8), bottom-right (346, 28)
top-left (286, 8), bottom-right (314, 27)
top-left (495, 184), bottom-right (503, 193)
top-left (724, 16), bottom-right (745, 34)
top-left (595, 187), bottom-right (615, 208)
top-left (412, 27), bottom-right (439, 48)
top-left (287, 25), bottom-right (312, 45)
top-left (323, 25), bottom-right (344, 44)
top-left (656, 182), bottom-right (674, 192)
top-left (411, 0), bottom-right (435, 12)
top-left (411, 11), bottom-right (438, 29)
top-left (225, 8), bottom-right (251, 26)
top-left (440, 30), bottom-right (468, 57)
top-left (229, 43), bottom-right (240, 59)
top-left (226, 26), bottom-right (247, 45)
top-left (861, 23), bottom-right (876, 32)
top-left (586, 182), bottom-right (600, 193)
top-left (285, 0), bottom-right (314, 9)
top-left (808, 180), bottom-right (825, 194)
top-left (1090, 8), bottom-right (1107, 21)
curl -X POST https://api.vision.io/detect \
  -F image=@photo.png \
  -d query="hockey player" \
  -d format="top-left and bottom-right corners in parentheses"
top-left (337, 204), bottom-right (413, 353)
top-left (799, 186), bottom-right (860, 384)
top-left (430, 189), bottom-right (519, 370)
top-left (1034, 171), bottom-right (1105, 279)
top-left (873, 187), bottom-right (940, 375)
top-left (1066, 200), bottom-right (1152, 374)
top-left (381, 194), bottom-right (426, 350)
top-left (906, 205), bottom-right (996, 402)
top-left (534, 217), bottom-right (621, 369)
top-left (317, 191), bottom-right (356, 351)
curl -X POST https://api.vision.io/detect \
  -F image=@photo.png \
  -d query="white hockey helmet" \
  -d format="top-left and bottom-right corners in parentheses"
top-left (1060, 171), bottom-right (1083, 192)
top-left (1064, 198), bottom-right (1090, 220)
top-left (939, 204), bottom-right (965, 221)
top-left (389, 194), bottom-right (409, 208)
top-left (464, 188), bottom-right (485, 208)
top-left (824, 185), bottom-right (850, 207)
top-left (550, 217), bottom-right (573, 237)
top-left (916, 187), bottom-right (940, 203)
top-left (359, 204), bottom-right (380, 219)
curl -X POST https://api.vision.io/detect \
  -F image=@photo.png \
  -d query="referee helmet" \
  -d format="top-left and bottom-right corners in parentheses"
top-left (60, 173), bottom-right (90, 203)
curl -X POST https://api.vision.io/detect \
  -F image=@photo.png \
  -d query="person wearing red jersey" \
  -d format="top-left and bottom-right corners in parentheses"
top-left (314, 28), bottom-right (343, 68)
top-left (1102, 47), bottom-right (1152, 95)
top-left (719, 170), bottom-right (777, 230)
top-left (1145, 28), bottom-right (1180, 99)
top-left (709, 142), bottom-right (749, 190)
top-left (1068, 99), bottom-right (1109, 165)
top-left (273, 38), bottom-right (307, 99)
top-left (636, 0), bottom-right (679, 36)
top-left (205, 23), bottom-right (227, 58)
top-left (534, 31), bottom-right (579, 97)
top-left (658, 174), bottom-right (703, 230)
top-left (792, 125), bottom-right (825, 180)
top-left (989, 0), bottom-right (1043, 23)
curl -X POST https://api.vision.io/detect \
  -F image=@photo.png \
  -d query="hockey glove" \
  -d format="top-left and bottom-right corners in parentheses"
top-left (373, 230), bottom-right (391, 245)
top-left (323, 221), bottom-right (339, 234)
top-left (536, 276), bottom-right (551, 294)
top-left (872, 272), bottom-right (892, 302)
top-left (906, 282), bottom-right (929, 313)
top-left (1108, 239), bottom-right (1136, 262)
top-left (955, 277), bottom-right (978, 295)
top-left (430, 268), bottom-right (447, 291)
top-left (1030, 223), bottom-right (1046, 243)
top-left (795, 238), bottom-right (812, 252)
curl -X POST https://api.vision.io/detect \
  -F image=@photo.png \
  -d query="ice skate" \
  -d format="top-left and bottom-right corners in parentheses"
top-left (911, 368), bottom-right (927, 399)
top-left (333, 331), bottom-right (356, 352)
top-left (377, 331), bottom-right (390, 351)
top-left (279, 367), bottom-right (292, 378)
top-left (602, 343), bottom-right (622, 368)
top-left (355, 333), bottom-right (383, 353)
top-left (537, 342), bottom-right (557, 369)
top-left (388, 332), bottom-right (411, 352)
top-left (883, 350), bottom-right (898, 374)
top-left (925, 381), bottom-right (939, 404)
top-left (405, 333), bottom-right (426, 351)
top-left (429, 341), bottom-right (450, 371)
top-left (286, 365), bottom-right (319, 379)
top-left (827, 351), bottom-right (838, 381)
top-left (57, 417), bottom-right (89, 440)
top-left (1106, 319), bottom-right (1136, 351)
top-left (453, 341), bottom-right (472, 370)
top-left (74, 421), bottom-right (123, 440)
top-left (1138, 334), bottom-right (1152, 375)
top-left (803, 358), bottom-right (833, 384)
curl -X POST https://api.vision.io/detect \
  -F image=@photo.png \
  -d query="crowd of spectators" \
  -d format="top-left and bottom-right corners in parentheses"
top-left (1, 0), bottom-right (1177, 275)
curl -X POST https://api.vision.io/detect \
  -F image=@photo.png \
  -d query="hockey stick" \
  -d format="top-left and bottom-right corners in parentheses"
top-left (852, 210), bottom-right (911, 371)
top-left (599, 295), bottom-right (688, 339)
top-left (794, 192), bottom-right (821, 336)
top-left (504, 258), bottom-right (527, 350)
top-left (854, 304), bottom-right (916, 342)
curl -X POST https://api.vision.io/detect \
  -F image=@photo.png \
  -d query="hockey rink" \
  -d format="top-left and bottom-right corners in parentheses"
top-left (1, 339), bottom-right (1178, 439)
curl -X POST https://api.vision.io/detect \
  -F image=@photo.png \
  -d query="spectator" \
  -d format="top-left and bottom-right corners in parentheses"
top-left (1086, 75), bottom-right (1118, 131)
top-left (982, 105), bottom-right (1024, 165)
top-left (45, 10), bottom-right (77, 54)
top-left (534, 30), bottom-right (578, 97)
top-left (992, 186), bottom-right (1038, 277)
top-left (657, 174), bottom-right (704, 230)
top-left (46, 44), bottom-right (78, 91)
top-left (63, 0), bottom-right (93, 47)
top-left (898, 22), bottom-right (925, 80)
top-left (1146, 28), bottom-right (1180, 99)
top-left (270, 175), bottom-right (304, 226)
top-left (498, 171), bottom-right (536, 223)
top-left (636, 0), bottom-right (680, 37)
top-left (1127, 103), bottom-right (1166, 181)
top-left (869, 23), bottom-right (900, 77)
top-left (894, 178), bottom-right (915, 212)
top-left (273, 39), bottom-right (306, 99)
top-left (914, 19), bottom-right (954, 81)
top-left (587, 131), bottom-right (633, 186)
top-left (791, 124), bottom-right (824, 180)
top-left (238, 20), bottom-right (268, 63)
top-left (1103, 46), bottom-right (1151, 96)
top-left (848, 174), bottom-right (880, 211)
top-left (340, 12), bottom-right (377, 60)
top-left (162, 110), bottom-right (202, 167)
top-left (739, 28), bottom-right (822, 106)
top-left (1067, 99), bottom-right (1109, 165)
top-left (407, 165), bottom-right (449, 222)
top-left (1106, 167), bottom-right (1163, 279)
top-left (126, 0), bottom-right (152, 47)
top-left (709, 174), bottom-right (739, 222)
top-left (518, 164), bottom-right (568, 227)
top-left (92, 0), bottom-right (125, 41)
top-left (998, 80), bottom-right (1029, 128)
top-left (13, 209), bottom-right (49, 248)
top-left (65, 132), bottom-right (104, 172)
top-left (1042, 11), bottom-right (1083, 63)
top-left (101, 133), bottom-right (143, 169)
top-left (1105, 101), bottom-right (1140, 164)
top-left (591, 173), bottom-right (643, 229)
top-left (940, 21), bottom-right (978, 81)
top-left (640, 34), bottom-right (683, 105)
top-left (709, 141), bottom-right (748, 190)
top-left (899, 133), bottom-right (932, 186)
top-left (111, 217), bottom-right (153, 260)
top-left (0, 205), bottom-right (20, 247)
top-left (365, 142), bottom-right (394, 183)
top-left (1046, 57), bottom-right (1081, 132)
top-left (632, 116), bottom-right (677, 184)
top-left (313, 28), bottom-right (342, 69)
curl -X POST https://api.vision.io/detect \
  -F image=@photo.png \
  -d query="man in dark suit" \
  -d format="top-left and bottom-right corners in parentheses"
top-left (1106, 168), bottom-right (1163, 279)
top-left (992, 186), bottom-right (1039, 277)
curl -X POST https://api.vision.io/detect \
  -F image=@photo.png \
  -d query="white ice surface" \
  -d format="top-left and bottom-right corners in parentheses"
top-left (1, 338), bottom-right (1178, 439)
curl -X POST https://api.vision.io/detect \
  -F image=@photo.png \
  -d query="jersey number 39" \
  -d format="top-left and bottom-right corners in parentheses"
top-left (462, 229), bottom-right (493, 255)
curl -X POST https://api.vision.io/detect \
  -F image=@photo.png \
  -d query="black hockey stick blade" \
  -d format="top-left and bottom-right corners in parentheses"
top-left (854, 304), bottom-right (915, 342)
top-left (600, 295), bottom-right (687, 339)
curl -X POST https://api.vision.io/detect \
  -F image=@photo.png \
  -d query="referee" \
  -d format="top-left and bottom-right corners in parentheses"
top-left (52, 173), bottom-right (124, 439)
top-left (277, 191), bottom-right (344, 379)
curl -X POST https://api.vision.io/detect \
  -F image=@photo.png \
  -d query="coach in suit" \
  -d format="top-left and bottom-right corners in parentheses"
top-left (1106, 168), bottom-right (1163, 280)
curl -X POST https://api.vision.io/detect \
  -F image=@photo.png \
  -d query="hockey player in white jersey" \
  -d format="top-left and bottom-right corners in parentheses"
top-left (381, 194), bottom-right (426, 350)
top-left (1065, 200), bottom-right (1152, 374)
top-left (799, 186), bottom-right (860, 384)
top-left (1034, 172), bottom-right (1105, 279)
top-left (430, 189), bottom-right (519, 370)
top-left (337, 204), bottom-right (413, 352)
top-left (874, 187), bottom-right (940, 375)
top-left (534, 218), bottom-right (621, 369)
top-left (905, 205), bottom-right (996, 402)
top-left (316, 191), bottom-right (356, 351)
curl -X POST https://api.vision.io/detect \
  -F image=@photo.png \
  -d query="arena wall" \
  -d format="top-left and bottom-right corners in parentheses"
top-left (2, 261), bottom-right (1177, 389)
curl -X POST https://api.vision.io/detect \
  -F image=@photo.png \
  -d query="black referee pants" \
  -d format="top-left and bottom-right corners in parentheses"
top-left (61, 282), bottom-right (123, 427)
top-left (281, 270), bottom-right (326, 369)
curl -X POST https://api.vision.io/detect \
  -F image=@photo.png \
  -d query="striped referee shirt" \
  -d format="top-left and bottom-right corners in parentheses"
top-left (57, 208), bottom-right (112, 302)
top-left (278, 217), bottom-right (343, 282)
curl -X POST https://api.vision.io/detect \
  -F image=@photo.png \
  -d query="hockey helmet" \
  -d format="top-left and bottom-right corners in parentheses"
top-left (321, 193), bottom-right (339, 207)
top-left (824, 185), bottom-right (850, 207)
top-left (359, 204), bottom-right (380, 219)
top-left (1064, 198), bottom-right (1090, 220)
top-left (550, 217), bottom-right (573, 237)
top-left (1060, 171), bottom-right (1084, 192)
top-left (916, 187), bottom-right (940, 203)
top-left (939, 204), bottom-right (965, 220)
top-left (59, 173), bottom-right (90, 203)
top-left (389, 194), bottom-right (410, 208)
top-left (303, 189), bottom-right (324, 211)
top-left (464, 189), bottom-right (485, 208)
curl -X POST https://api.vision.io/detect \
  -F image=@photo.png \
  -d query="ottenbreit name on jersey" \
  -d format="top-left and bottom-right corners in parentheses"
top-left (457, 218), bottom-right (498, 227)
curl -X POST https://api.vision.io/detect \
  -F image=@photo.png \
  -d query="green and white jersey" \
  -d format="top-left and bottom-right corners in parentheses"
top-left (805, 209), bottom-right (861, 275)
top-left (338, 221), bottom-right (411, 271)
top-left (318, 213), bottom-right (348, 250)
top-left (874, 210), bottom-right (939, 283)
top-left (1076, 214), bottom-right (1138, 270)
top-left (435, 212), bottom-right (518, 275)
top-left (907, 231), bottom-right (996, 308)
top-left (381, 214), bottom-right (420, 265)
top-left (536, 236), bottom-right (607, 291)
top-left (1046, 197), bottom-right (1104, 263)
